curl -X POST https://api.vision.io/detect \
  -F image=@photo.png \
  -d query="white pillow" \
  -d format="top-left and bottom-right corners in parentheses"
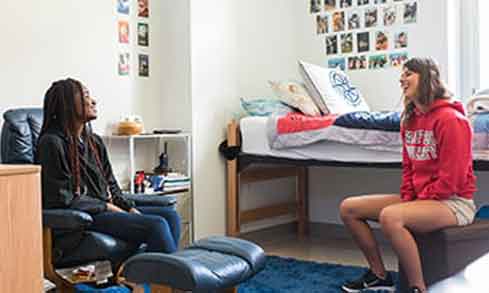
top-left (299, 60), bottom-right (370, 115)
top-left (269, 80), bottom-right (321, 116)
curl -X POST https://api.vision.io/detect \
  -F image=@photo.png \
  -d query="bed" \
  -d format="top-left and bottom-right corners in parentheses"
top-left (224, 111), bottom-right (489, 237)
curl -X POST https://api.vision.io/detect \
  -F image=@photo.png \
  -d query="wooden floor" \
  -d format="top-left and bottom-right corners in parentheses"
top-left (243, 225), bottom-right (399, 271)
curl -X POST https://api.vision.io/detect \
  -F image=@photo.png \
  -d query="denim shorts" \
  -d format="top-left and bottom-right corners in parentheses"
top-left (442, 196), bottom-right (476, 226)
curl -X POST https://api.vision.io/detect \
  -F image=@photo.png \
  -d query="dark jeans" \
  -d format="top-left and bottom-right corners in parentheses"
top-left (91, 206), bottom-right (181, 253)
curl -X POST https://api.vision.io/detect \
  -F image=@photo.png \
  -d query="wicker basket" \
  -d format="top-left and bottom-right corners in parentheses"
top-left (117, 121), bottom-right (143, 135)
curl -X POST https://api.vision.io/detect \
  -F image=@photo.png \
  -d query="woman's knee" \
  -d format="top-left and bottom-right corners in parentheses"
top-left (339, 197), bottom-right (362, 220)
top-left (147, 216), bottom-right (171, 233)
top-left (379, 206), bottom-right (403, 232)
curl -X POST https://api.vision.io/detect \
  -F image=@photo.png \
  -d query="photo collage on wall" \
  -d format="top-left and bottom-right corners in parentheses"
top-left (311, 0), bottom-right (416, 71)
top-left (117, 0), bottom-right (150, 77)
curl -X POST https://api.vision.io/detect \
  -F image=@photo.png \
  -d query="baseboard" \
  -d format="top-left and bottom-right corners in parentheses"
top-left (241, 221), bottom-right (390, 245)
top-left (309, 222), bottom-right (390, 245)
top-left (240, 222), bottom-right (297, 243)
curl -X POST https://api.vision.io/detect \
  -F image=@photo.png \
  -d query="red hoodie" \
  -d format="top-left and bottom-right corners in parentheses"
top-left (400, 99), bottom-right (477, 201)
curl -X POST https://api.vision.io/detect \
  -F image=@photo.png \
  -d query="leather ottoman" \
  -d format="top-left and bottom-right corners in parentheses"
top-left (121, 236), bottom-right (266, 293)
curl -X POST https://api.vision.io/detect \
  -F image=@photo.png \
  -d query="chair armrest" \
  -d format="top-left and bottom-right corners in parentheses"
top-left (42, 209), bottom-right (93, 230)
top-left (123, 194), bottom-right (177, 207)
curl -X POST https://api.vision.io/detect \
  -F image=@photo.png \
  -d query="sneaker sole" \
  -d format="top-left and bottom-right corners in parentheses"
top-left (341, 285), bottom-right (396, 293)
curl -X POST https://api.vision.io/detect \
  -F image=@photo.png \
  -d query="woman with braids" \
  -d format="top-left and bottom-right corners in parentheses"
top-left (339, 58), bottom-right (477, 293)
top-left (37, 78), bottom-right (180, 253)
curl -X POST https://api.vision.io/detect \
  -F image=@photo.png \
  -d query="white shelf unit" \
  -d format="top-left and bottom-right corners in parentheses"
top-left (103, 133), bottom-right (193, 246)
top-left (106, 133), bottom-right (192, 193)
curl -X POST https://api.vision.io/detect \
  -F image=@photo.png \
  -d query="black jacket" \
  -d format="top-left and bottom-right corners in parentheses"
top-left (37, 127), bottom-right (135, 214)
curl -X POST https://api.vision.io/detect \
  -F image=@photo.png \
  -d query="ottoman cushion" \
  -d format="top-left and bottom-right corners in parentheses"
top-left (122, 236), bottom-right (265, 291)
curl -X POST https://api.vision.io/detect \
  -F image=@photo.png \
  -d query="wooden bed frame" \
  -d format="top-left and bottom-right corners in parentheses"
top-left (226, 120), bottom-right (308, 237)
top-left (225, 119), bottom-right (489, 237)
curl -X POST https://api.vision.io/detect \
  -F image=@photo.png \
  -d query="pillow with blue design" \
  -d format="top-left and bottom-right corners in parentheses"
top-left (298, 60), bottom-right (370, 115)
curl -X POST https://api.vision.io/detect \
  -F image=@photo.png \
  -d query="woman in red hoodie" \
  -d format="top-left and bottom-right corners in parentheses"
top-left (339, 57), bottom-right (477, 293)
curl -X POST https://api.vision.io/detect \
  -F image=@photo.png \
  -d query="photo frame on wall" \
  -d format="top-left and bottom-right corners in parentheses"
top-left (326, 35), bottom-right (339, 55)
top-left (328, 57), bottom-right (346, 71)
top-left (369, 54), bottom-right (388, 69)
top-left (310, 0), bottom-right (321, 13)
top-left (118, 20), bottom-right (129, 44)
top-left (118, 52), bottom-right (130, 76)
top-left (139, 54), bottom-right (149, 77)
top-left (348, 55), bottom-right (367, 70)
top-left (357, 32), bottom-right (370, 53)
top-left (138, 0), bottom-right (149, 17)
top-left (117, 0), bottom-right (130, 15)
top-left (325, 0), bottom-right (336, 11)
top-left (317, 14), bottom-right (329, 34)
top-left (404, 2), bottom-right (417, 24)
top-left (138, 23), bottom-right (149, 46)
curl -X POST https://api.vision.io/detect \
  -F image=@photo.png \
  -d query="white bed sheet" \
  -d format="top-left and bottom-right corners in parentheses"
top-left (240, 116), bottom-right (402, 163)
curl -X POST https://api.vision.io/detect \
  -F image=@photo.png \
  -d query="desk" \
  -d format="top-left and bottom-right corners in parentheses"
top-left (0, 165), bottom-right (43, 292)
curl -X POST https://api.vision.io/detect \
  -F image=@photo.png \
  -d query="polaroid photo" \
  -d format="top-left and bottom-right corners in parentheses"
top-left (118, 20), bottom-right (129, 44)
top-left (404, 1), bottom-right (417, 24)
top-left (383, 6), bottom-right (397, 26)
top-left (357, 0), bottom-right (369, 6)
top-left (138, 0), bottom-right (149, 17)
top-left (310, 0), bottom-right (321, 13)
top-left (341, 33), bottom-right (353, 54)
top-left (395, 30), bottom-right (408, 48)
top-left (317, 14), bottom-right (329, 35)
top-left (117, 0), bottom-right (130, 15)
top-left (138, 23), bottom-right (149, 46)
top-left (326, 35), bottom-right (339, 55)
top-left (333, 11), bottom-right (346, 32)
top-left (369, 54), bottom-right (388, 69)
top-left (389, 52), bottom-right (408, 67)
top-left (328, 57), bottom-right (346, 71)
top-left (348, 55), bottom-right (368, 70)
top-left (357, 31), bottom-right (370, 53)
top-left (339, 0), bottom-right (352, 9)
top-left (365, 7), bottom-right (378, 28)
top-left (324, 0), bottom-right (337, 11)
top-left (118, 53), bottom-right (130, 76)
top-left (348, 10), bottom-right (362, 30)
top-left (139, 54), bottom-right (149, 77)
top-left (375, 31), bottom-right (389, 51)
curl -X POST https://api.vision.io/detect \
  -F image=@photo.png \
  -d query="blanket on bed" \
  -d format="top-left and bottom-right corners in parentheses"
top-left (267, 111), bottom-right (402, 150)
top-left (267, 110), bottom-right (489, 158)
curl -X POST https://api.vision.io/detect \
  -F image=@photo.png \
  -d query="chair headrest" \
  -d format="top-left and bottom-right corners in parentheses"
top-left (1, 108), bottom-right (43, 164)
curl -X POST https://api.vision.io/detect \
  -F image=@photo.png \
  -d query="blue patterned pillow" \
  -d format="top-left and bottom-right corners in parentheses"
top-left (299, 60), bottom-right (370, 115)
top-left (240, 98), bottom-right (294, 117)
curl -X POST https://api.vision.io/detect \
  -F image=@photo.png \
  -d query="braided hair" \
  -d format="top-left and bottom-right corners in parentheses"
top-left (401, 57), bottom-right (452, 126)
top-left (40, 79), bottom-right (110, 196)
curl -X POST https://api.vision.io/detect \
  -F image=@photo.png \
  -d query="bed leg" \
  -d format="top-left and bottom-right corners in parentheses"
top-left (296, 167), bottom-right (308, 238)
top-left (227, 120), bottom-right (240, 236)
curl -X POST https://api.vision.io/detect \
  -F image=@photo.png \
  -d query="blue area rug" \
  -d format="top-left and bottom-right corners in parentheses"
top-left (238, 256), bottom-right (398, 293)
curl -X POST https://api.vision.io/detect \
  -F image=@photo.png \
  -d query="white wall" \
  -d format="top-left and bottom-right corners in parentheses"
top-left (190, 0), bottom-right (240, 237)
top-left (0, 0), bottom-right (163, 134)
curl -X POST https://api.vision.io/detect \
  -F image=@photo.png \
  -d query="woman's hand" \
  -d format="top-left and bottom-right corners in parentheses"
top-left (129, 208), bottom-right (141, 214)
top-left (107, 203), bottom-right (126, 213)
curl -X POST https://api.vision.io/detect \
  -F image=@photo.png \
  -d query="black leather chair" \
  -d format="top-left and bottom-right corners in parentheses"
top-left (1, 108), bottom-right (177, 290)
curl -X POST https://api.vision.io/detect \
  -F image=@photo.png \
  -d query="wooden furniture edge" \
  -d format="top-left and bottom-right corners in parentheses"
top-left (225, 119), bottom-right (308, 237)
top-left (43, 227), bottom-right (74, 293)
top-left (0, 164), bottom-right (41, 176)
